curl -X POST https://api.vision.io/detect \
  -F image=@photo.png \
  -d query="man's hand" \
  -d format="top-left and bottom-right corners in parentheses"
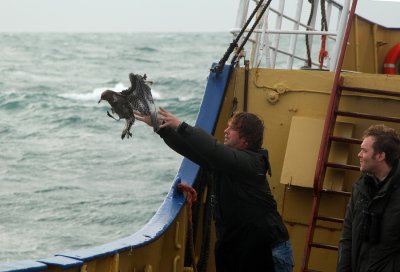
top-left (134, 111), bottom-right (153, 126)
top-left (135, 107), bottom-right (182, 129)
top-left (158, 107), bottom-right (182, 129)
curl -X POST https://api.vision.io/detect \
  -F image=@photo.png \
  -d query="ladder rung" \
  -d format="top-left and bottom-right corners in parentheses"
top-left (330, 136), bottom-right (362, 145)
top-left (310, 242), bottom-right (338, 251)
top-left (320, 188), bottom-right (351, 197)
top-left (325, 162), bottom-right (359, 171)
top-left (341, 85), bottom-right (400, 98)
top-left (336, 110), bottom-right (400, 123)
top-left (315, 215), bottom-right (344, 224)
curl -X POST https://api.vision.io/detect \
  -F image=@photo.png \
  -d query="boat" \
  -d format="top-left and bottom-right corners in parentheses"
top-left (2, 0), bottom-right (400, 271)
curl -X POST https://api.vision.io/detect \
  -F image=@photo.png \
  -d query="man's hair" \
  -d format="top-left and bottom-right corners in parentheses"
top-left (230, 112), bottom-right (264, 150)
top-left (363, 124), bottom-right (400, 166)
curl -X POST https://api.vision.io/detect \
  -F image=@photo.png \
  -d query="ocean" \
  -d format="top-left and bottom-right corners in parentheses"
top-left (0, 32), bottom-right (232, 262)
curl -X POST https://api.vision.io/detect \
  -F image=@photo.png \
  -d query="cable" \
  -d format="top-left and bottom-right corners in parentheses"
top-left (212, 0), bottom-right (266, 73)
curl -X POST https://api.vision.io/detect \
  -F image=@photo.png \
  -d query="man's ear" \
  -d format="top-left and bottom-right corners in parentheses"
top-left (376, 152), bottom-right (386, 162)
top-left (239, 137), bottom-right (248, 149)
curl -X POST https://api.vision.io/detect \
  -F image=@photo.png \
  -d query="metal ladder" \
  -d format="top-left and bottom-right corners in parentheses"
top-left (301, 0), bottom-right (356, 272)
top-left (301, 80), bottom-right (400, 271)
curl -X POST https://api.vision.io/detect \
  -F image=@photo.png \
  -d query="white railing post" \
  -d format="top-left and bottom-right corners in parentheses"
top-left (287, 0), bottom-right (305, 69)
top-left (330, 0), bottom-right (351, 71)
top-left (235, 0), bottom-right (250, 53)
top-left (271, 0), bottom-right (286, 67)
top-left (232, 0), bottom-right (345, 70)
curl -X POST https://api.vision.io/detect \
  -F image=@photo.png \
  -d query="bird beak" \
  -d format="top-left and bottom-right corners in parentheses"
top-left (98, 99), bottom-right (102, 104)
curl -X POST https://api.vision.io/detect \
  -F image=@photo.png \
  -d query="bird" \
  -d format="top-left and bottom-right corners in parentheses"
top-left (98, 73), bottom-right (159, 139)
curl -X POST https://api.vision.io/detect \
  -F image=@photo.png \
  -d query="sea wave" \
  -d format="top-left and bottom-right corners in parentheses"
top-left (135, 46), bottom-right (158, 52)
top-left (59, 83), bottom-right (125, 101)
top-left (59, 82), bottom-right (162, 102)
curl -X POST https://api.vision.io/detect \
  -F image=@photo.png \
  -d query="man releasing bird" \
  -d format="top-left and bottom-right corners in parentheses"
top-left (98, 73), bottom-right (159, 139)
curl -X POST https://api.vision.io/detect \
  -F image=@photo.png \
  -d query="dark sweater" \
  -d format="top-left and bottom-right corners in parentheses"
top-left (158, 123), bottom-right (289, 271)
top-left (337, 160), bottom-right (400, 272)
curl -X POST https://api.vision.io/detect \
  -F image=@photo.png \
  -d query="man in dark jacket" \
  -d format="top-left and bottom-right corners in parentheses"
top-left (136, 107), bottom-right (293, 272)
top-left (337, 124), bottom-right (400, 271)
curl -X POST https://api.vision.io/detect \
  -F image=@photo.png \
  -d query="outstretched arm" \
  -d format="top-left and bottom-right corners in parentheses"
top-left (135, 108), bottom-right (262, 175)
top-left (135, 108), bottom-right (209, 167)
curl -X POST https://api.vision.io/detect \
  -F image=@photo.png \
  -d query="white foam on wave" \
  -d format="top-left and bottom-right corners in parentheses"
top-left (178, 94), bottom-right (195, 102)
top-left (0, 89), bottom-right (17, 96)
top-left (59, 83), bottom-right (161, 101)
top-left (151, 89), bottom-right (161, 100)
top-left (59, 83), bottom-right (125, 102)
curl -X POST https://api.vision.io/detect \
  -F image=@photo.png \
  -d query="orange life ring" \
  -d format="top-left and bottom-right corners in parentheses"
top-left (383, 43), bottom-right (400, 75)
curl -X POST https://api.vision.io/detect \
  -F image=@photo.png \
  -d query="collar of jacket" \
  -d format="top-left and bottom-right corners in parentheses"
top-left (257, 148), bottom-right (271, 177)
top-left (358, 159), bottom-right (400, 200)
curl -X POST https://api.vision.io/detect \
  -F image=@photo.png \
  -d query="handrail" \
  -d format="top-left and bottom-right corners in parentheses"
top-left (230, 28), bottom-right (338, 35)
top-left (232, 0), bottom-right (352, 70)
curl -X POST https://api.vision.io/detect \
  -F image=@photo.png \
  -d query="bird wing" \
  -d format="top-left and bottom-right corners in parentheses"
top-left (129, 74), bottom-right (159, 131)
top-left (108, 92), bottom-right (133, 119)
top-left (120, 87), bottom-right (133, 97)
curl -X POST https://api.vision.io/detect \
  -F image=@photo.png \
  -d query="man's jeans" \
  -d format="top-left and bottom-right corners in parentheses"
top-left (272, 240), bottom-right (294, 272)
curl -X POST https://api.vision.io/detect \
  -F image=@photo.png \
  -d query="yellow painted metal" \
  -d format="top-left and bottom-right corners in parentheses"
top-left (280, 117), bottom-right (354, 189)
top-left (174, 221), bottom-right (182, 250)
top-left (173, 255), bottom-right (181, 272)
top-left (344, 15), bottom-right (400, 74)
top-left (70, 207), bottom-right (190, 272)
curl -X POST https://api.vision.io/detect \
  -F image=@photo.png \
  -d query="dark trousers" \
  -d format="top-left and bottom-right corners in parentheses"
top-left (215, 224), bottom-right (275, 272)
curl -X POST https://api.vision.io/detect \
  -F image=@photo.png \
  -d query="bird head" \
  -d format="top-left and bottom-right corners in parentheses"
top-left (98, 90), bottom-right (113, 103)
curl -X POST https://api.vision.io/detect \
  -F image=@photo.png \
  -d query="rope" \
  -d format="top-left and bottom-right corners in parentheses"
top-left (211, 0), bottom-right (265, 73)
top-left (319, 35), bottom-right (328, 69)
top-left (213, 0), bottom-right (274, 73)
top-left (178, 182), bottom-right (198, 272)
top-left (305, 0), bottom-right (315, 68)
top-left (319, 0), bottom-right (329, 69)
top-left (196, 171), bottom-right (215, 272)
top-left (231, 0), bottom-right (273, 67)
top-left (320, 0), bottom-right (328, 33)
top-left (180, 169), bottom-right (215, 272)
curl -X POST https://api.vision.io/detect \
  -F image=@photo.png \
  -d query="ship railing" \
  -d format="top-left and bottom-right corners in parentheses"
top-left (230, 0), bottom-right (353, 71)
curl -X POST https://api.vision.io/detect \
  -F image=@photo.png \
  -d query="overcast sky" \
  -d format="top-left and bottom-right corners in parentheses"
top-left (0, 0), bottom-right (399, 33)
top-left (0, 0), bottom-right (241, 32)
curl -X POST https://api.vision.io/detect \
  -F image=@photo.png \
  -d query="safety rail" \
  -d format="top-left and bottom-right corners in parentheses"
top-left (231, 0), bottom-right (353, 71)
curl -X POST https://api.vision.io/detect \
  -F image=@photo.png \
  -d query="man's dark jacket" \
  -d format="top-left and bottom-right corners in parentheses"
top-left (158, 123), bottom-right (289, 271)
top-left (337, 160), bottom-right (400, 271)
